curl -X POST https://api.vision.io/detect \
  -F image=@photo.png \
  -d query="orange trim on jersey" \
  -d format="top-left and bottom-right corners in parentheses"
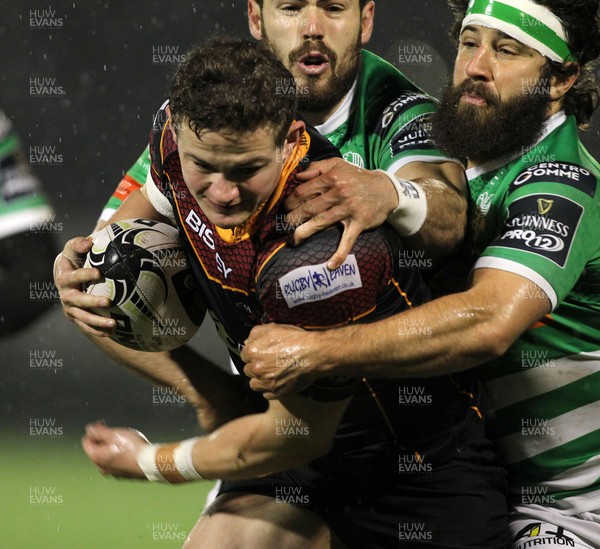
top-left (112, 175), bottom-right (143, 202)
top-left (255, 242), bottom-right (288, 284)
top-left (215, 127), bottom-right (311, 244)
top-left (362, 378), bottom-right (398, 445)
top-left (390, 278), bottom-right (414, 309)
top-left (470, 406), bottom-right (483, 420)
top-left (528, 314), bottom-right (553, 330)
top-left (450, 374), bottom-right (485, 421)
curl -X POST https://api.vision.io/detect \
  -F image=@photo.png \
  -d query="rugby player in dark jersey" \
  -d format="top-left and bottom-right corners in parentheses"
top-left (82, 39), bottom-right (509, 549)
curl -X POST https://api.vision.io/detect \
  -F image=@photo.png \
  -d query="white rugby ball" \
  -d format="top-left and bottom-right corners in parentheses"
top-left (84, 218), bottom-right (205, 351)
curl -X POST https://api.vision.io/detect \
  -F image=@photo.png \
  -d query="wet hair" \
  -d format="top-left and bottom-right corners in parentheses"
top-left (447, 0), bottom-right (600, 127)
top-left (169, 37), bottom-right (297, 145)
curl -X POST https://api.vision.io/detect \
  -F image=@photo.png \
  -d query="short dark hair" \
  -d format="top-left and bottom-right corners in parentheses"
top-left (169, 38), bottom-right (297, 145)
top-left (447, 0), bottom-right (600, 128)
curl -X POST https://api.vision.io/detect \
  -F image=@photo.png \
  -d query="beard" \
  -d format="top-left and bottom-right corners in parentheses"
top-left (432, 77), bottom-right (551, 164)
top-left (262, 27), bottom-right (362, 114)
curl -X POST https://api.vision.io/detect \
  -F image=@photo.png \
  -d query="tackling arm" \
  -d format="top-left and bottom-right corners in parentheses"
top-left (243, 268), bottom-right (551, 397)
top-left (286, 157), bottom-right (467, 269)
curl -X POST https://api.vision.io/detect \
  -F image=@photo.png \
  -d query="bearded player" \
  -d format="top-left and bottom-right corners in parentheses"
top-left (243, 1), bottom-right (600, 547)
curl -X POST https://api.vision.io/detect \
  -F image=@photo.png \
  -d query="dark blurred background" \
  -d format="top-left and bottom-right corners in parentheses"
top-left (2, 0), bottom-right (600, 436)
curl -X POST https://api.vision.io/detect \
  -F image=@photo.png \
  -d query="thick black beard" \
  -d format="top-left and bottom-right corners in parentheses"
top-left (432, 78), bottom-right (551, 164)
top-left (262, 27), bottom-right (361, 114)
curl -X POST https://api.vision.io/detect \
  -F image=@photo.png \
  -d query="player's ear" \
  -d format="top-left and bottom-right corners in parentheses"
top-left (168, 118), bottom-right (178, 144)
top-left (281, 120), bottom-right (305, 159)
top-left (248, 0), bottom-right (262, 40)
top-left (549, 62), bottom-right (579, 103)
top-left (360, 1), bottom-right (375, 45)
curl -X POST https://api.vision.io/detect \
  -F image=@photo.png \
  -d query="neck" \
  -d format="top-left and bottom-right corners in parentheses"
top-left (299, 96), bottom-right (347, 127)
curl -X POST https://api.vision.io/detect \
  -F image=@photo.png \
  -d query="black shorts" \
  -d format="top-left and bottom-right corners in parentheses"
top-left (218, 428), bottom-right (510, 549)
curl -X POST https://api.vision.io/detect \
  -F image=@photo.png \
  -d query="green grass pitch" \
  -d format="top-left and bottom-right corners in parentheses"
top-left (1, 435), bottom-right (215, 548)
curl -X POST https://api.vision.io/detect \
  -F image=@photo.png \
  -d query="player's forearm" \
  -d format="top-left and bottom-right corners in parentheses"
top-left (186, 412), bottom-right (326, 480)
top-left (84, 334), bottom-right (254, 432)
top-left (307, 283), bottom-right (537, 379)
top-left (403, 177), bottom-right (467, 256)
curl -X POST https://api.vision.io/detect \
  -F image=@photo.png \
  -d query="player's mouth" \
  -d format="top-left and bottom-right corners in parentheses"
top-left (204, 198), bottom-right (243, 215)
top-left (461, 92), bottom-right (489, 106)
top-left (296, 52), bottom-right (330, 76)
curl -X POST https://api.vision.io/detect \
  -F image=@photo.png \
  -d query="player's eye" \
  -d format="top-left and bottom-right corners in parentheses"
top-left (229, 166), bottom-right (262, 180)
top-left (193, 161), bottom-right (213, 173)
top-left (280, 4), bottom-right (301, 13)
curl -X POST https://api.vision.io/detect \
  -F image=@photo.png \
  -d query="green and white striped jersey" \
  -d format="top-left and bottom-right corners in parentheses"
top-left (0, 110), bottom-right (54, 239)
top-left (466, 112), bottom-right (600, 513)
top-left (99, 50), bottom-right (455, 222)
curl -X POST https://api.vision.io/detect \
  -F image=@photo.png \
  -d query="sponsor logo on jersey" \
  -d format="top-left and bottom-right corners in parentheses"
top-left (377, 93), bottom-right (432, 133)
top-left (512, 521), bottom-right (577, 548)
top-left (390, 116), bottom-right (434, 157)
top-left (278, 254), bottom-right (362, 309)
top-left (476, 191), bottom-right (494, 217)
top-left (511, 162), bottom-right (597, 197)
top-left (343, 150), bottom-right (364, 168)
top-left (492, 194), bottom-right (584, 267)
top-left (185, 210), bottom-right (216, 250)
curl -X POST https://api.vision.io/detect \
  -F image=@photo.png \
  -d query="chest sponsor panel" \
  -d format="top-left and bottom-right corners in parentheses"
top-left (491, 194), bottom-right (584, 268)
top-left (510, 161), bottom-right (597, 197)
top-left (278, 254), bottom-right (363, 309)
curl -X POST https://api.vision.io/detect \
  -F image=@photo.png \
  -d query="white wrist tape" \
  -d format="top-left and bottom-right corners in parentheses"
top-left (136, 437), bottom-right (203, 483)
top-left (377, 170), bottom-right (428, 237)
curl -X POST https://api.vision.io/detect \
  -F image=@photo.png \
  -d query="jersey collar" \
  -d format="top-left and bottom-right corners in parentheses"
top-left (312, 79), bottom-right (358, 137)
top-left (466, 111), bottom-right (567, 180)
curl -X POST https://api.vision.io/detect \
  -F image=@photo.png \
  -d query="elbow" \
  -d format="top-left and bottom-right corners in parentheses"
top-left (473, 321), bottom-right (515, 361)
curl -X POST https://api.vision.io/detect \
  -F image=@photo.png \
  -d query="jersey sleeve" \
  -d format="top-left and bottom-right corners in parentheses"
top-left (0, 110), bottom-right (54, 239)
top-left (371, 92), bottom-right (461, 175)
top-left (474, 162), bottom-right (600, 309)
top-left (255, 225), bottom-right (428, 401)
top-left (98, 146), bottom-right (151, 223)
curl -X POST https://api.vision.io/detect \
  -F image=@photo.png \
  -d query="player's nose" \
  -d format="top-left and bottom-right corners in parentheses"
top-left (302, 6), bottom-right (325, 41)
top-left (208, 175), bottom-right (240, 204)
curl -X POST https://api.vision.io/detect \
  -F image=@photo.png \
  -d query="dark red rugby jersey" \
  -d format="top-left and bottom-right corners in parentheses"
top-left (148, 103), bottom-right (428, 400)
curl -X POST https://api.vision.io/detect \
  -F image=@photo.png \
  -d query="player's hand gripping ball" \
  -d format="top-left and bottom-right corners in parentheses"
top-left (84, 219), bottom-right (205, 351)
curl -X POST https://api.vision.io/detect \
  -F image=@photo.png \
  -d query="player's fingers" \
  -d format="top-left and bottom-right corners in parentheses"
top-left (71, 316), bottom-right (115, 337)
top-left (284, 177), bottom-right (330, 211)
top-left (290, 207), bottom-right (345, 246)
top-left (286, 192), bottom-right (341, 227)
top-left (295, 158), bottom-right (342, 182)
top-left (60, 285), bottom-right (109, 308)
top-left (326, 220), bottom-right (361, 270)
top-left (294, 165), bottom-right (322, 181)
top-left (56, 267), bottom-right (102, 294)
top-left (63, 237), bottom-right (93, 265)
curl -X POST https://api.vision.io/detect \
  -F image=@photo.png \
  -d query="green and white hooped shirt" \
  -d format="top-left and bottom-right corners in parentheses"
top-left (466, 112), bottom-right (600, 514)
top-left (0, 111), bottom-right (54, 239)
top-left (99, 50), bottom-right (456, 222)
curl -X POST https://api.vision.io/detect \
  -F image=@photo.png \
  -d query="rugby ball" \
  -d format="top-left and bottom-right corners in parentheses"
top-left (84, 218), bottom-right (205, 351)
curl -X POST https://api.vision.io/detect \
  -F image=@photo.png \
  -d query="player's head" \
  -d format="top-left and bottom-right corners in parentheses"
top-left (169, 38), bottom-right (305, 230)
top-left (432, 0), bottom-right (600, 164)
top-left (248, 0), bottom-right (375, 117)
